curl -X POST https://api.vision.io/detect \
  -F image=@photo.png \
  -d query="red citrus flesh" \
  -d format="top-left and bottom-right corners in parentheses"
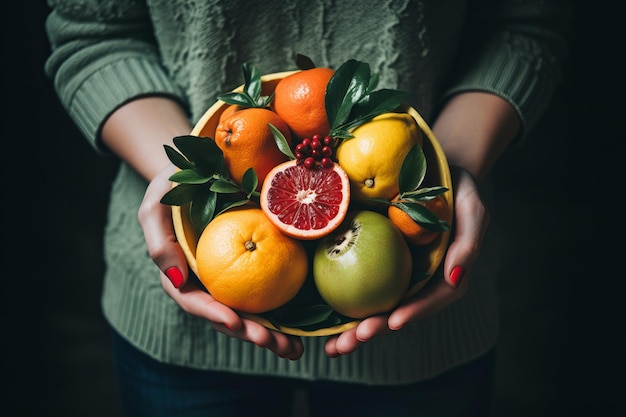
top-left (260, 160), bottom-right (350, 240)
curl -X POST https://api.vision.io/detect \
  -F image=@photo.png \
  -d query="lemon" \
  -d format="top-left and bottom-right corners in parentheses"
top-left (336, 112), bottom-right (422, 202)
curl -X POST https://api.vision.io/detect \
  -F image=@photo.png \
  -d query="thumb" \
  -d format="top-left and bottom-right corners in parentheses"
top-left (138, 164), bottom-right (189, 288)
top-left (442, 168), bottom-right (490, 289)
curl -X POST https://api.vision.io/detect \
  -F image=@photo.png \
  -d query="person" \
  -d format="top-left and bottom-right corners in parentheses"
top-left (44, 1), bottom-right (570, 416)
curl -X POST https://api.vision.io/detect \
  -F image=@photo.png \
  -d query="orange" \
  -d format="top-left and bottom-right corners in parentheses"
top-left (260, 160), bottom-right (351, 240)
top-left (195, 206), bottom-right (309, 314)
top-left (271, 67), bottom-right (334, 140)
top-left (214, 108), bottom-right (292, 189)
top-left (216, 104), bottom-right (241, 125)
top-left (387, 194), bottom-right (451, 246)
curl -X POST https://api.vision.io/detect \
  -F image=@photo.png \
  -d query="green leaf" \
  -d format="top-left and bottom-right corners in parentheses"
top-left (344, 89), bottom-right (408, 129)
top-left (296, 53), bottom-right (316, 70)
top-left (189, 191), bottom-right (217, 232)
top-left (173, 135), bottom-right (226, 176)
top-left (402, 186), bottom-right (449, 200)
top-left (217, 91), bottom-right (256, 107)
top-left (325, 59), bottom-right (371, 128)
top-left (210, 179), bottom-right (241, 193)
top-left (269, 123), bottom-right (296, 159)
top-left (160, 183), bottom-right (198, 206)
top-left (164, 144), bottom-right (194, 170)
top-left (217, 63), bottom-right (273, 109)
top-left (398, 144), bottom-right (427, 194)
top-left (169, 169), bottom-right (212, 185)
top-left (241, 168), bottom-right (259, 197)
top-left (392, 201), bottom-right (450, 232)
top-left (325, 60), bottom-right (410, 140)
top-left (243, 62), bottom-right (261, 101)
top-left (216, 199), bottom-right (252, 216)
top-left (270, 304), bottom-right (336, 328)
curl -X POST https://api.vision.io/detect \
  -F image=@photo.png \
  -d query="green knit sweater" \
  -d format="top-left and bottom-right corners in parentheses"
top-left (45, 0), bottom-right (569, 385)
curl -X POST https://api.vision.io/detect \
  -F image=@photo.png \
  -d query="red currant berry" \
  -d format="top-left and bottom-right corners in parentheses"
top-left (321, 157), bottom-right (333, 168)
top-left (303, 157), bottom-right (316, 170)
top-left (322, 145), bottom-right (332, 157)
top-left (323, 136), bottom-right (333, 145)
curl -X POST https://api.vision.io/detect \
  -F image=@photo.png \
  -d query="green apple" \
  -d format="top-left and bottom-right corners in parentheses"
top-left (313, 210), bottom-right (412, 319)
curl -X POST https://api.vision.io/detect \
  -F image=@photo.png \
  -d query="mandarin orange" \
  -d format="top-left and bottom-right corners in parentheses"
top-left (387, 194), bottom-right (451, 246)
top-left (271, 67), bottom-right (334, 140)
top-left (195, 207), bottom-right (309, 314)
top-left (214, 108), bottom-right (292, 189)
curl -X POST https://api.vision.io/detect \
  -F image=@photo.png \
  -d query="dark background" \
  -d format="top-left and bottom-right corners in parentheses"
top-left (3, 1), bottom-right (623, 416)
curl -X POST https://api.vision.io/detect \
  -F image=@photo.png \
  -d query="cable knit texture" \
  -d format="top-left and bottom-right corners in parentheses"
top-left (45, 0), bottom-right (570, 384)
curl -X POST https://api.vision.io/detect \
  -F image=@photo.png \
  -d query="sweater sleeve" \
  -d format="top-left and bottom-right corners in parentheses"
top-left (441, 0), bottom-right (571, 140)
top-left (44, 0), bottom-right (188, 153)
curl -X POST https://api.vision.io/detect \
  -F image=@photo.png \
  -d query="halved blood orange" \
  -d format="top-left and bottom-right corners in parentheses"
top-left (260, 160), bottom-right (350, 240)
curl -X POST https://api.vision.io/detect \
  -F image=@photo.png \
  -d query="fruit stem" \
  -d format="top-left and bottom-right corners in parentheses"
top-left (244, 240), bottom-right (257, 251)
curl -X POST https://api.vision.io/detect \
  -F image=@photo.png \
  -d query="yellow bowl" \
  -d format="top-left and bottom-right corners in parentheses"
top-left (172, 71), bottom-right (453, 336)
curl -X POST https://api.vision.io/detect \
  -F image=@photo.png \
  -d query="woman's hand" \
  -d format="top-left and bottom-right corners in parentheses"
top-left (138, 165), bottom-right (305, 360)
top-left (324, 166), bottom-right (489, 357)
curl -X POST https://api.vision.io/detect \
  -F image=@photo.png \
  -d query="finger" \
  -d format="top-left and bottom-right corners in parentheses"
top-left (139, 166), bottom-right (189, 288)
top-left (324, 326), bottom-right (358, 357)
top-left (354, 314), bottom-right (392, 342)
top-left (160, 274), bottom-right (243, 330)
top-left (216, 319), bottom-right (304, 360)
top-left (387, 276), bottom-right (466, 330)
top-left (443, 168), bottom-right (490, 289)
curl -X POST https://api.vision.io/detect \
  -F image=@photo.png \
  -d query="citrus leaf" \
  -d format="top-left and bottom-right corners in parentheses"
top-left (173, 135), bottom-right (226, 176)
top-left (216, 199), bottom-right (252, 216)
top-left (296, 53), bottom-right (316, 70)
top-left (160, 183), bottom-right (199, 206)
top-left (269, 123), bottom-right (296, 159)
top-left (243, 62), bottom-right (261, 101)
top-left (392, 201), bottom-right (450, 232)
top-left (367, 72), bottom-right (380, 92)
top-left (217, 91), bottom-right (256, 107)
top-left (402, 186), bottom-right (449, 200)
top-left (342, 89), bottom-right (408, 130)
top-left (325, 59), bottom-right (370, 128)
top-left (217, 63), bottom-right (273, 108)
top-left (241, 168), bottom-right (259, 197)
top-left (189, 191), bottom-right (217, 232)
top-left (270, 304), bottom-right (335, 327)
top-left (329, 127), bottom-right (354, 140)
top-left (326, 60), bottom-right (410, 141)
top-left (398, 144), bottom-right (427, 194)
top-left (164, 144), bottom-right (194, 170)
top-left (169, 169), bottom-right (212, 185)
top-left (210, 179), bottom-right (241, 193)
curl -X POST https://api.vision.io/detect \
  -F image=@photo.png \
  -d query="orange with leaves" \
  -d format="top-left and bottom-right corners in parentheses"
top-left (387, 194), bottom-right (451, 246)
top-left (214, 108), bottom-right (292, 189)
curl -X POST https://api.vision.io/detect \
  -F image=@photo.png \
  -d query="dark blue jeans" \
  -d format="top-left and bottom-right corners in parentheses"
top-left (112, 330), bottom-right (495, 417)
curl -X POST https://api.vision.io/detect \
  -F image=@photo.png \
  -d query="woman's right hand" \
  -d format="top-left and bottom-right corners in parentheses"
top-left (138, 164), bottom-right (305, 360)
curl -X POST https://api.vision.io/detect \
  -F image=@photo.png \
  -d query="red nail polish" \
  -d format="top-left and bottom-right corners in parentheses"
top-left (450, 266), bottom-right (465, 288)
top-left (165, 267), bottom-right (184, 288)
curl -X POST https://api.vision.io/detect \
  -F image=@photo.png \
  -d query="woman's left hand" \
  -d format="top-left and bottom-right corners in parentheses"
top-left (324, 166), bottom-right (489, 357)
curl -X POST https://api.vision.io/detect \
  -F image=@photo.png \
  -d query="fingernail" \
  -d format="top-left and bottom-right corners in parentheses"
top-left (450, 266), bottom-right (465, 288)
top-left (165, 267), bottom-right (184, 288)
